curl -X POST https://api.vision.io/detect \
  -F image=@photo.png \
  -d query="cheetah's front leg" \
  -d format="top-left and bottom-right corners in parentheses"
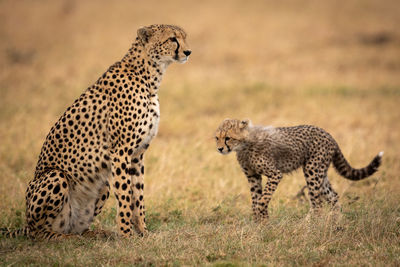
top-left (244, 172), bottom-right (263, 220)
top-left (257, 167), bottom-right (283, 221)
top-left (110, 151), bottom-right (141, 237)
top-left (130, 152), bottom-right (147, 235)
top-left (111, 147), bottom-right (147, 237)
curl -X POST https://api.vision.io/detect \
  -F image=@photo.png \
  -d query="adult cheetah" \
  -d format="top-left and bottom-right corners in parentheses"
top-left (215, 119), bottom-right (383, 220)
top-left (5, 24), bottom-right (191, 240)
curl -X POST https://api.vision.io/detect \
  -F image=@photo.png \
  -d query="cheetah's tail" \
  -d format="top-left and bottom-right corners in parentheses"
top-left (333, 149), bottom-right (383, 181)
top-left (0, 227), bottom-right (29, 238)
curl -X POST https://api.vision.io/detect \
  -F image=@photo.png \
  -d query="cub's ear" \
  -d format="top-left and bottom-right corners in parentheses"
top-left (137, 26), bottom-right (154, 43)
top-left (239, 119), bottom-right (251, 129)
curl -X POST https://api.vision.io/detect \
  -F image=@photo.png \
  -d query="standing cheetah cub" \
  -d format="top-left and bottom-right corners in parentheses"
top-left (215, 119), bottom-right (383, 220)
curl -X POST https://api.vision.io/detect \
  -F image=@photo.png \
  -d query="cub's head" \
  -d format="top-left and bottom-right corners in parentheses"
top-left (215, 119), bottom-right (251, 154)
top-left (137, 24), bottom-right (191, 65)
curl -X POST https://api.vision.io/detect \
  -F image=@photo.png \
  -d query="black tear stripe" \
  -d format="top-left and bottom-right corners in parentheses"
top-left (174, 40), bottom-right (180, 60)
top-left (225, 140), bottom-right (231, 152)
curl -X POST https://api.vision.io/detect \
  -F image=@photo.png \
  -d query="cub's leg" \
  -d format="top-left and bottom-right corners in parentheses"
top-left (25, 170), bottom-right (72, 240)
top-left (257, 168), bottom-right (283, 220)
top-left (243, 171), bottom-right (262, 219)
top-left (321, 178), bottom-right (340, 209)
top-left (303, 157), bottom-right (330, 210)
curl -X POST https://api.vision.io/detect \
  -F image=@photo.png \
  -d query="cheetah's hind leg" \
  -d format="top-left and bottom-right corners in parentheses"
top-left (320, 178), bottom-right (340, 210)
top-left (25, 170), bottom-right (73, 240)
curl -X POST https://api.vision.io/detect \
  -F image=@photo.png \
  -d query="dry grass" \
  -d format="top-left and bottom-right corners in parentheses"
top-left (1, 0), bottom-right (400, 265)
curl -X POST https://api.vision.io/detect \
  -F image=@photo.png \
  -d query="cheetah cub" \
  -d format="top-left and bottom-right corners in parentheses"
top-left (215, 119), bottom-right (383, 220)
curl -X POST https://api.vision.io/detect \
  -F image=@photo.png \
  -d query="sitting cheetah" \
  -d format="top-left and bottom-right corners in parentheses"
top-left (4, 24), bottom-right (191, 240)
top-left (215, 119), bottom-right (383, 220)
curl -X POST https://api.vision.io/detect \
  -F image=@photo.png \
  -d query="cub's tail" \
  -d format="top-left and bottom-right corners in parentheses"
top-left (333, 149), bottom-right (383, 181)
top-left (0, 227), bottom-right (29, 238)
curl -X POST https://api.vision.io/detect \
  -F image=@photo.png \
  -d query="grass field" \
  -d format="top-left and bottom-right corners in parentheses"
top-left (1, 0), bottom-right (400, 265)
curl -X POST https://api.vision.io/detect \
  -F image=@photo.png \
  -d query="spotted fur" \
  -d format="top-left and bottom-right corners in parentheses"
top-left (4, 24), bottom-right (191, 240)
top-left (215, 119), bottom-right (383, 220)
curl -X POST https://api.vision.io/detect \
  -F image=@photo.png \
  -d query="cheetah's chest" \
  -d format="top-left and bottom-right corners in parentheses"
top-left (140, 97), bottom-right (160, 147)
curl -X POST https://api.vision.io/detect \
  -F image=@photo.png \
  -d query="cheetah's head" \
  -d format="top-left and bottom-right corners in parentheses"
top-left (137, 24), bottom-right (191, 65)
top-left (215, 119), bottom-right (251, 154)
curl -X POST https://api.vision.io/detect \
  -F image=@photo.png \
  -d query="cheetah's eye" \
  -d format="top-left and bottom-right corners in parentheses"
top-left (225, 137), bottom-right (231, 141)
top-left (169, 37), bottom-right (178, 42)
top-left (215, 137), bottom-right (219, 141)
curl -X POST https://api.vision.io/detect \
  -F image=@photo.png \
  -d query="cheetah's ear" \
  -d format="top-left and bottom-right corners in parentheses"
top-left (239, 119), bottom-right (251, 129)
top-left (137, 26), bottom-right (154, 43)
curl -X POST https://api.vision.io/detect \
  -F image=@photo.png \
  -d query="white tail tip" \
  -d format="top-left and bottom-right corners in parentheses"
top-left (378, 151), bottom-right (384, 157)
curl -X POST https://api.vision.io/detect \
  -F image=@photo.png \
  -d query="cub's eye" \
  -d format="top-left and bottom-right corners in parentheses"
top-left (225, 137), bottom-right (231, 141)
top-left (169, 37), bottom-right (177, 42)
top-left (215, 137), bottom-right (219, 141)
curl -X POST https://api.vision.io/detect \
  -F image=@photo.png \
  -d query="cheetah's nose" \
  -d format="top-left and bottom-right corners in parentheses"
top-left (218, 147), bottom-right (223, 152)
top-left (183, 50), bottom-right (192, 56)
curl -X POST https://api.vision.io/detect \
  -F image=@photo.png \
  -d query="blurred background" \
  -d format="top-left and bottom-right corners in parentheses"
top-left (0, 0), bottom-right (399, 224)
